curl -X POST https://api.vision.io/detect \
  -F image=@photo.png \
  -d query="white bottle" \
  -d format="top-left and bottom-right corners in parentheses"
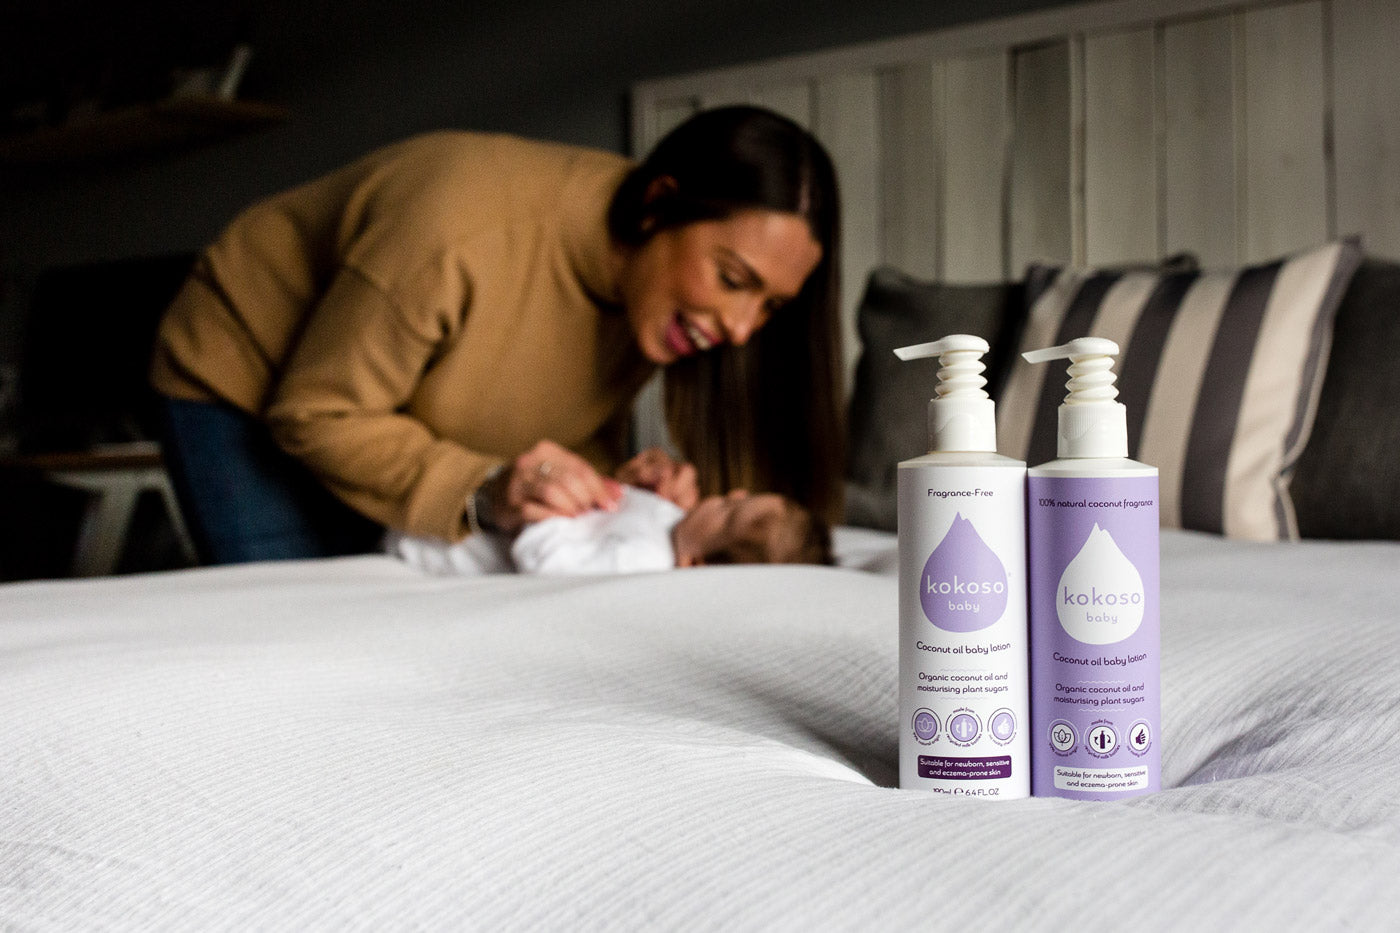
top-left (896, 335), bottom-right (1029, 798)
top-left (1021, 338), bottom-right (1160, 800)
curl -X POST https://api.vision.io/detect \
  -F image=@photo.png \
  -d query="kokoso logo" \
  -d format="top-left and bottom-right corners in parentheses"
top-left (1062, 586), bottom-right (1141, 608)
top-left (926, 576), bottom-right (1005, 597)
top-left (920, 513), bottom-right (1007, 632)
top-left (1056, 524), bottom-right (1145, 644)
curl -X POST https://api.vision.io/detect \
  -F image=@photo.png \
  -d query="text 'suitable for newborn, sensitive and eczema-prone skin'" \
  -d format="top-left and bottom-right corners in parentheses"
top-left (895, 335), bottom-right (1029, 798)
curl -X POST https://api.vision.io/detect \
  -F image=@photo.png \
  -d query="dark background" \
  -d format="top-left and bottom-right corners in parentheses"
top-left (0, 0), bottom-right (1076, 293)
top-left (0, 0), bottom-right (1076, 577)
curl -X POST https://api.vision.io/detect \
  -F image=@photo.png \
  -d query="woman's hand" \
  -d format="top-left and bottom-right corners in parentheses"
top-left (615, 447), bottom-right (699, 511)
top-left (486, 440), bottom-right (623, 534)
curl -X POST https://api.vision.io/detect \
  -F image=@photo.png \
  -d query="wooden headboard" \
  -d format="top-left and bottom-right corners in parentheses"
top-left (630, 0), bottom-right (1399, 391)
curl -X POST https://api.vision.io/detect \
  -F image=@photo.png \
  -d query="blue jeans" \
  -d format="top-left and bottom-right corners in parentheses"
top-left (159, 398), bottom-right (382, 565)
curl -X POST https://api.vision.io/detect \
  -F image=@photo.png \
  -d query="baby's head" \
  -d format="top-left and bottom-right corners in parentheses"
top-left (672, 489), bottom-right (832, 568)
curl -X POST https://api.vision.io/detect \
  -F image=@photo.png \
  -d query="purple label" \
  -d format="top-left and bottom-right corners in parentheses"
top-left (1028, 475), bottom-right (1160, 801)
top-left (920, 513), bottom-right (1009, 632)
top-left (918, 755), bottom-right (1013, 780)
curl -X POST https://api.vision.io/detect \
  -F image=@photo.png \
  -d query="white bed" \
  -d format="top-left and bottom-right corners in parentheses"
top-left (4, 528), bottom-right (1399, 929)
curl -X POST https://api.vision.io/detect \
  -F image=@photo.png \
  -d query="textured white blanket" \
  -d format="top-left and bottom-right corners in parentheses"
top-left (2, 530), bottom-right (1398, 930)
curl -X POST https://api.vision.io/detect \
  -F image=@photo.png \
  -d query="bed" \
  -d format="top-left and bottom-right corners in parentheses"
top-left (4, 528), bottom-right (1400, 928)
top-left (8, 0), bottom-right (1400, 927)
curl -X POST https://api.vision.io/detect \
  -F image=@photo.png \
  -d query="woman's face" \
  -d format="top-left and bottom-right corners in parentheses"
top-left (617, 209), bottom-right (823, 365)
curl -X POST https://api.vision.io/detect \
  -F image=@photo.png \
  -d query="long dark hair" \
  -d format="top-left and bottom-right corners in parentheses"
top-left (608, 106), bottom-right (845, 524)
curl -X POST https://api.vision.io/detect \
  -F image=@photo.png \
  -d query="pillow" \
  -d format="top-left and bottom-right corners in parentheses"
top-left (844, 267), bottom-right (1026, 531)
top-left (997, 239), bottom-right (1363, 541)
top-left (1291, 257), bottom-right (1400, 539)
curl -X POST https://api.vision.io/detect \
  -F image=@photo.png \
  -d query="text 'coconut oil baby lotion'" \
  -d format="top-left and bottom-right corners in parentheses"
top-left (896, 335), bottom-right (1029, 798)
top-left (1021, 338), bottom-right (1160, 800)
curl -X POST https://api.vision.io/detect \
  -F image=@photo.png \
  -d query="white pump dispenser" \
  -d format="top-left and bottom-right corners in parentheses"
top-left (1020, 336), bottom-right (1127, 459)
top-left (895, 334), bottom-right (1028, 798)
top-left (894, 334), bottom-right (997, 453)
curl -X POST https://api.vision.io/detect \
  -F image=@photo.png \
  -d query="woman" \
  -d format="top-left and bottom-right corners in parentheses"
top-left (149, 106), bottom-right (844, 564)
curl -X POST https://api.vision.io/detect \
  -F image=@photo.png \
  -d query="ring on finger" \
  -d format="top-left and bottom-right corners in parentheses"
top-left (535, 461), bottom-right (555, 479)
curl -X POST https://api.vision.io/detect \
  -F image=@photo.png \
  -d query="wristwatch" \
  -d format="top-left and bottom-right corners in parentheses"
top-left (465, 465), bottom-right (504, 535)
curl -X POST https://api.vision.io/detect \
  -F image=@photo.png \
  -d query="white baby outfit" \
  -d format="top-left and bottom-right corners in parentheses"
top-left (385, 487), bottom-right (685, 575)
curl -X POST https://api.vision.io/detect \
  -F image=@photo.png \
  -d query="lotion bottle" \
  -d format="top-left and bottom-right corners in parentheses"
top-left (896, 335), bottom-right (1029, 798)
top-left (1021, 338), bottom-right (1160, 800)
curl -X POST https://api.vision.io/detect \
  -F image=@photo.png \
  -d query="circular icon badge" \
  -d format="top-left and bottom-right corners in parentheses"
top-left (912, 708), bottom-right (939, 744)
top-left (1086, 722), bottom-right (1119, 758)
top-left (1048, 719), bottom-right (1077, 754)
top-left (947, 711), bottom-right (981, 746)
top-left (989, 708), bottom-right (1017, 744)
top-left (1126, 719), bottom-right (1152, 756)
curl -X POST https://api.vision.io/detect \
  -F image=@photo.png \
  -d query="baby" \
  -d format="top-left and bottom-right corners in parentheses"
top-left (387, 486), bottom-right (831, 575)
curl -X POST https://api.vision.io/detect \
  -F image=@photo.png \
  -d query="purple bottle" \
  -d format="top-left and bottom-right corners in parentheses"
top-left (1022, 338), bottom-right (1160, 800)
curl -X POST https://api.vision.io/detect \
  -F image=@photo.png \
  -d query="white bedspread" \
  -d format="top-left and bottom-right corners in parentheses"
top-left (3, 529), bottom-right (1398, 930)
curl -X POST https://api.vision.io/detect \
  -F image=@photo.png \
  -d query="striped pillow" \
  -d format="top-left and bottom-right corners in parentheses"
top-left (997, 239), bottom-right (1362, 541)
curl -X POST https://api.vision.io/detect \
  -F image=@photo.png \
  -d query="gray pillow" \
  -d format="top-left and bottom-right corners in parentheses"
top-left (1291, 257), bottom-right (1400, 539)
top-left (844, 268), bottom-right (1025, 530)
top-left (999, 241), bottom-right (1359, 541)
top-left (842, 257), bottom-right (1398, 541)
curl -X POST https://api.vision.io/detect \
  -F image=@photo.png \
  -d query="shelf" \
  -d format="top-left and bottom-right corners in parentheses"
top-left (0, 97), bottom-right (289, 167)
top-left (0, 441), bottom-right (165, 474)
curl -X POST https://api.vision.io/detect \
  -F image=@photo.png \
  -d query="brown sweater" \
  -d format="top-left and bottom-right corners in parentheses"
top-left (150, 131), bottom-right (655, 541)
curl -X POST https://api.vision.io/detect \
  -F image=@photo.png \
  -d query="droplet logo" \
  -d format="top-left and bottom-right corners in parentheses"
top-left (920, 513), bottom-right (1008, 632)
top-left (1056, 524), bottom-right (1144, 644)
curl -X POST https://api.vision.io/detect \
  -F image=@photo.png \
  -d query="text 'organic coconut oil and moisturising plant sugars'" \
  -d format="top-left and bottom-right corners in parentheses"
top-left (896, 335), bottom-right (1029, 798)
top-left (1021, 338), bottom-right (1160, 800)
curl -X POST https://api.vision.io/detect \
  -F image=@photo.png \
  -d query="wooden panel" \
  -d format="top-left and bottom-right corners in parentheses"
top-left (751, 83), bottom-right (814, 128)
top-left (1161, 14), bottom-right (1237, 266)
top-left (1083, 27), bottom-right (1159, 265)
top-left (1069, 35), bottom-right (1087, 267)
top-left (1333, 0), bottom-right (1400, 258)
top-left (942, 52), bottom-right (1011, 282)
top-left (1010, 41), bottom-right (1073, 274)
top-left (632, 0), bottom-right (1263, 117)
top-left (692, 85), bottom-right (813, 127)
top-left (634, 0), bottom-right (1384, 279)
top-left (1242, 1), bottom-right (1329, 262)
top-left (642, 99), bottom-right (699, 154)
top-left (629, 373), bottom-right (673, 457)
top-left (632, 97), bottom-right (696, 450)
top-left (699, 90), bottom-right (756, 110)
top-left (813, 71), bottom-right (882, 391)
top-left (877, 62), bottom-right (941, 278)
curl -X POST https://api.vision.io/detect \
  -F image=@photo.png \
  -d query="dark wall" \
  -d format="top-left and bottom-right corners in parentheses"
top-left (0, 0), bottom-right (1076, 417)
top-left (0, 0), bottom-right (1078, 261)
